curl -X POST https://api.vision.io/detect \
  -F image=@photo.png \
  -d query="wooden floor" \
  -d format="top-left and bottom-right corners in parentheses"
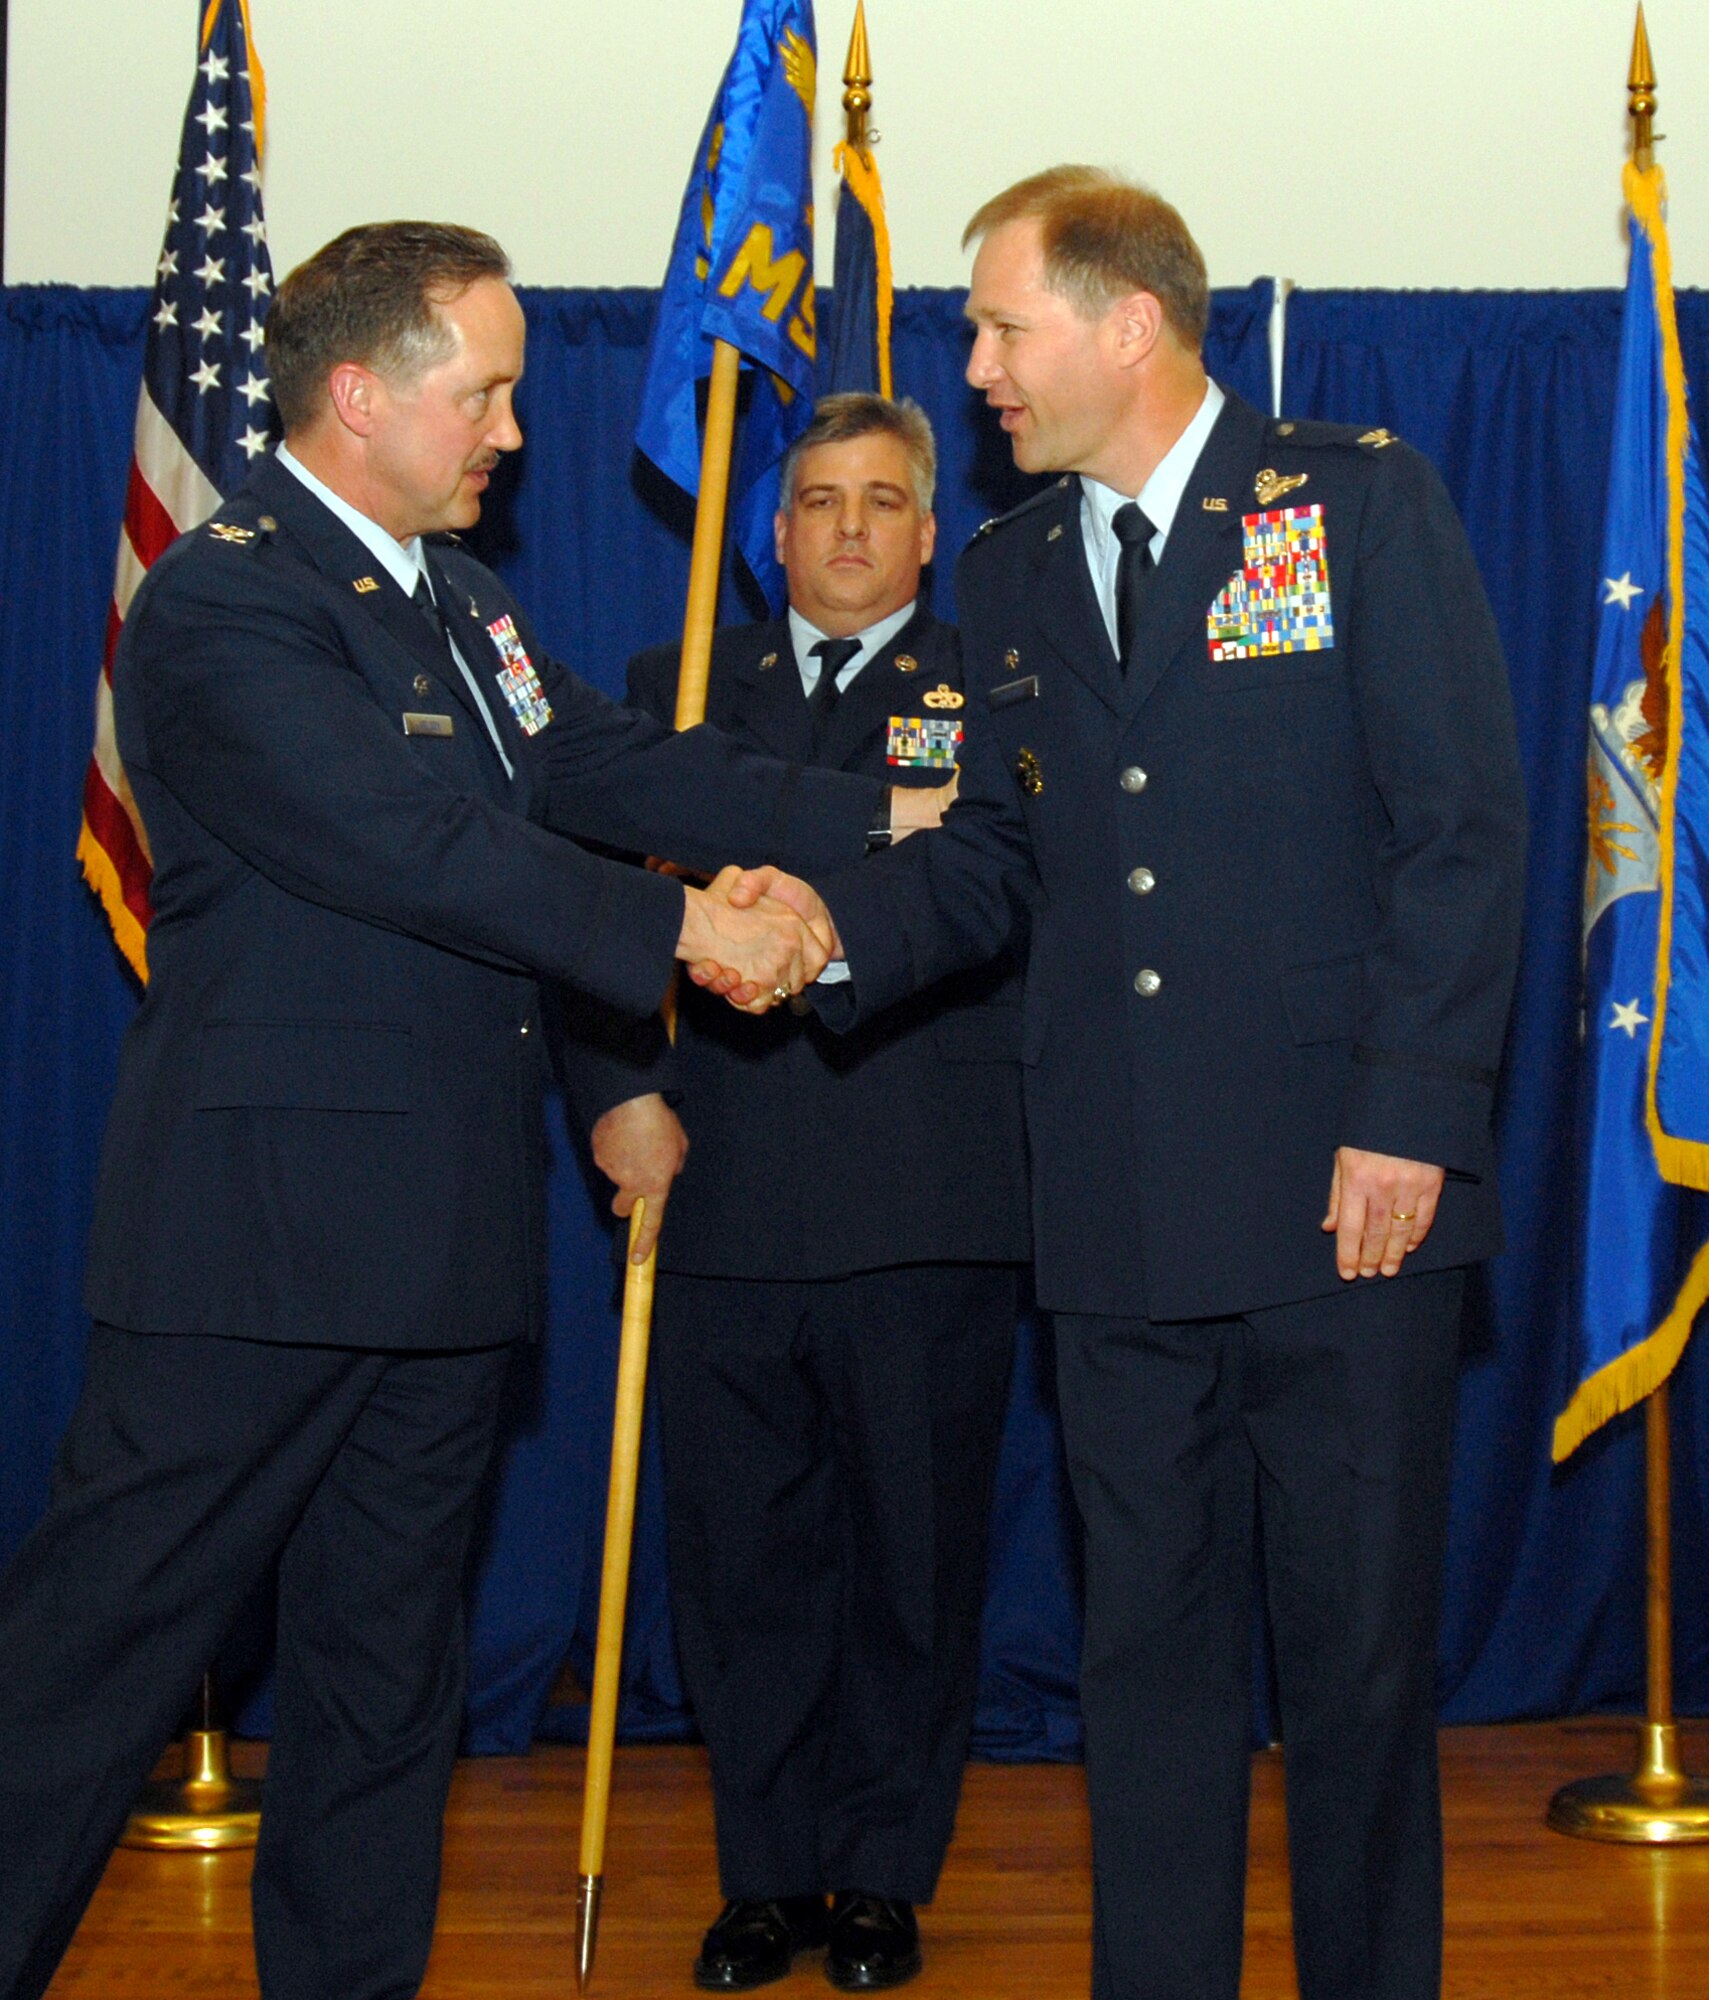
top-left (47, 1720), bottom-right (1709, 1997)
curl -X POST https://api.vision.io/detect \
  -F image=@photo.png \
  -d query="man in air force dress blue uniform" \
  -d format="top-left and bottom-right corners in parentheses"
top-left (590, 395), bottom-right (1027, 1993)
top-left (750, 170), bottom-right (1527, 2000)
top-left (0, 223), bottom-right (941, 2000)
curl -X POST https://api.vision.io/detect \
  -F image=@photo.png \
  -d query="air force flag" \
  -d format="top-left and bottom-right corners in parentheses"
top-left (1558, 160), bottom-right (1709, 1459)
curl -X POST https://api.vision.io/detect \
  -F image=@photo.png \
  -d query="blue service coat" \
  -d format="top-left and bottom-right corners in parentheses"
top-left (83, 454), bottom-right (879, 1349)
top-left (817, 391), bottom-right (1528, 1321)
top-left (624, 609), bottom-right (1029, 1280)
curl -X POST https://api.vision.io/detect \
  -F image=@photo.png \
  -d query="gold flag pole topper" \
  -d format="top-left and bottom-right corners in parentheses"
top-left (575, 339), bottom-right (743, 1991)
top-left (1548, 6), bottom-right (1709, 1847)
top-left (835, 1), bottom-right (895, 399)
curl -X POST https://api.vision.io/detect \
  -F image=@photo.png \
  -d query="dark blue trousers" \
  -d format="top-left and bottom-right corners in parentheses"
top-left (0, 1326), bottom-right (512, 2000)
top-left (1055, 1269), bottom-right (1465, 2000)
top-left (654, 1264), bottom-right (1017, 1905)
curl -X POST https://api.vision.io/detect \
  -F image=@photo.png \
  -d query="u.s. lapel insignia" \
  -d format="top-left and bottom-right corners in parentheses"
top-left (1015, 747), bottom-right (1044, 796)
top-left (486, 613), bottom-right (554, 735)
top-left (413, 673), bottom-right (432, 697)
top-left (893, 653), bottom-right (920, 674)
top-left (352, 575), bottom-right (380, 594)
top-left (1357, 427), bottom-right (1397, 449)
top-left (1254, 468), bottom-right (1309, 506)
top-left (1046, 524), bottom-right (1064, 542)
top-left (923, 683), bottom-right (965, 711)
top-left (1004, 648), bottom-right (1021, 673)
top-left (888, 714), bottom-right (962, 767)
top-left (208, 523), bottom-right (254, 544)
top-left (1202, 496), bottom-right (1229, 513)
top-left (757, 651), bottom-right (779, 671)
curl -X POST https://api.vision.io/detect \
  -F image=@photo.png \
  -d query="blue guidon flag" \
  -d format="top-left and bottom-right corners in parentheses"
top-left (635, 0), bottom-right (818, 611)
top-left (76, 0), bottom-right (277, 982)
top-left (1558, 157), bottom-right (1709, 1459)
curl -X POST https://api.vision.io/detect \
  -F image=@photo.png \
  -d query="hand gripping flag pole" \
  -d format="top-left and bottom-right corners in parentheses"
top-left (1548, 5), bottom-right (1709, 1847)
top-left (577, 7), bottom-right (819, 1985)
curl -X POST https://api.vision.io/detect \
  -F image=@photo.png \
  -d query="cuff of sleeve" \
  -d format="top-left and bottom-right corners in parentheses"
top-left (1338, 1056), bottom-right (1496, 1179)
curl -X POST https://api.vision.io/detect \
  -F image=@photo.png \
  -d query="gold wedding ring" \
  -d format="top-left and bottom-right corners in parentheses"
top-left (1392, 1209), bottom-right (1416, 1224)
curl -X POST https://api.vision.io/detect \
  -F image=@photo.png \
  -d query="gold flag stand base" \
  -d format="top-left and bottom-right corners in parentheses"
top-left (121, 1674), bottom-right (262, 1851)
top-left (1548, 1723), bottom-right (1709, 1844)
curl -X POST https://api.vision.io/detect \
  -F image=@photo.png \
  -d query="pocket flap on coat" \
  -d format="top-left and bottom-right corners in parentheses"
top-left (194, 1021), bottom-right (415, 1113)
top-left (1281, 955), bottom-right (1365, 1046)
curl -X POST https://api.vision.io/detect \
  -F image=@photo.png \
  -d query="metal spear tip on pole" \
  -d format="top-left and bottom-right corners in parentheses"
top-left (1629, 4), bottom-right (1657, 172)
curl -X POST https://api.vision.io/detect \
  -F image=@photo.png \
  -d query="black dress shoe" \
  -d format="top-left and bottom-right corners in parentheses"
top-left (693, 1895), bottom-right (830, 1991)
top-left (825, 1894), bottom-right (921, 1992)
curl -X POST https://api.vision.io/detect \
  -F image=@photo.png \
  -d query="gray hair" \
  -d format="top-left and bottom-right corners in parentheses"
top-left (778, 393), bottom-right (937, 514)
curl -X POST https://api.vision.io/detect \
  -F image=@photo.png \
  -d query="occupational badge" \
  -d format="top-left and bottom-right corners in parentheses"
top-left (1254, 468), bottom-right (1309, 506)
top-left (485, 613), bottom-right (553, 735)
top-left (888, 715), bottom-right (962, 768)
top-left (1206, 504), bottom-right (1334, 661)
top-left (1015, 747), bottom-right (1044, 796)
top-left (923, 684), bottom-right (965, 710)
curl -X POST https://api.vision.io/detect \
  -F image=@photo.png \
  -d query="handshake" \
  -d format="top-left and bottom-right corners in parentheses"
top-left (674, 865), bottom-right (842, 1012)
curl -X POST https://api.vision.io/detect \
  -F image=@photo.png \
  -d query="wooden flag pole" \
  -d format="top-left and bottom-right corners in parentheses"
top-left (576, 337), bottom-right (743, 1992)
top-left (1546, 5), bottom-right (1709, 1848)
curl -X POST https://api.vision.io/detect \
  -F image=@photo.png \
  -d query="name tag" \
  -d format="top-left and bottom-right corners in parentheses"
top-left (403, 712), bottom-right (455, 737)
top-left (989, 675), bottom-right (1040, 710)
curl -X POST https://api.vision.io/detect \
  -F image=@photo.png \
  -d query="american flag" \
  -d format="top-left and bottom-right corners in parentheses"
top-left (77, 0), bottom-right (277, 981)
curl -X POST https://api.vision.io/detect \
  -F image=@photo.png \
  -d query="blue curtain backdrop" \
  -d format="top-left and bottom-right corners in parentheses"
top-left (1, 279), bottom-right (1704, 1759)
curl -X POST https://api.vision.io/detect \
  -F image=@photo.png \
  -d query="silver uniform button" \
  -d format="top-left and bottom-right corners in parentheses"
top-left (1120, 766), bottom-right (1149, 794)
top-left (1134, 969), bottom-right (1162, 997)
top-left (1128, 867), bottom-right (1156, 895)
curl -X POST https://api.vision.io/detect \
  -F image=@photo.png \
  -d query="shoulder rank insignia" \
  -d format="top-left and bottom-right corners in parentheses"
top-left (1207, 503), bottom-right (1333, 661)
top-left (208, 523), bottom-right (254, 545)
top-left (893, 653), bottom-right (920, 674)
top-left (889, 714), bottom-right (962, 768)
top-left (1254, 468), bottom-right (1309, 506)
top-left (352, 576), bottom-right (380, 594)
top-left (1015, 747), bottom-right (1044, 796)
top-left (974, 518), bottom-right (998, 539)
top-left (1202, 496), bottom-right (1228, 512)
top-left (923, 683), bottom-right (965, 710)
top-left (1357, 427), bottom-right (1398, 449)
top-left (757, 651), bottom-right (779, 671)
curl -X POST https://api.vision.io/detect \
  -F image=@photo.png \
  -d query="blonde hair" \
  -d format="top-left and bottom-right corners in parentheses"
top-left (964, 166), bottom-right (1208, 349)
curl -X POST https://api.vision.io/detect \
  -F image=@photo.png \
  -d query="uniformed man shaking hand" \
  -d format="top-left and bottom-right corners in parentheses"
top-left (739, 169), bottom-right (1526, 2000)
top-left (0, 223), bottom-right (926, 2000)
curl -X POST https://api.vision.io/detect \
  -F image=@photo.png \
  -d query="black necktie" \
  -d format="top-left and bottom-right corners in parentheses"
top-left (808, 636), bottom-right (862, 738)
top-left (1112, 501), bottom-right (1156, 667)
top-left (412, 570), bottom-right (452, 649)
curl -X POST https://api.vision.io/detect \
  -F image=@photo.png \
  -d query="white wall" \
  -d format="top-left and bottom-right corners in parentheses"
top-left (6, 0), bottom-right (1707, 291)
